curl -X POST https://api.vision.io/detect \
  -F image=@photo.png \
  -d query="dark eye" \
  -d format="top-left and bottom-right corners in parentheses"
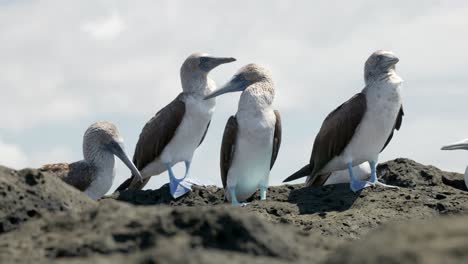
top-left (199, 57), bottom-right (208, 64)
top-left (377, 55), bottom-right (384, 60)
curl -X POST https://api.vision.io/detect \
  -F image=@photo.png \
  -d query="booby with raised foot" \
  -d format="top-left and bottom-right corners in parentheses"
top-left (41, 122), bottom-right (142, 200)
top-left (116, 53), bottom-right (235, 198)
top-left (205, 64), bottom-right (282, 206)
top-left (284, 50), bottom-right (404, 192)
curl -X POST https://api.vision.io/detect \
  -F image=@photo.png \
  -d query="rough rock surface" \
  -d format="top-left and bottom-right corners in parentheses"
top-left (0, 166), bottom-right (95, 234)
top-left (1, 158), bottom-right (468, 263)
top-left (326, 215), bottom-right (468, 264)
top-left (111, 159), bottom-right (468, 239)
top-left (0, 200), bottom-right (337, 264)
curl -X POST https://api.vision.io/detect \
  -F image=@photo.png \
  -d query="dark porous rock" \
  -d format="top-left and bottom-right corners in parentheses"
top-left (326, 214), bottom-right (468, 264)
top-left (0, 166), bottom-right (96, 234)
top-left (111, 159), bottom-right (468, 240)
top-left (379, 158), bottom-right (450, 187)
top-left (108, 184), bottom-right (226, 206)
top-left (1, 158), bottom-right (468, 263)
top-left (0, 200), bottom-right (339, 264)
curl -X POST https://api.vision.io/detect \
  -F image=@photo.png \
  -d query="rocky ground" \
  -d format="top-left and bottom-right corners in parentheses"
top-left (0, 158), bottom-right (467, 263)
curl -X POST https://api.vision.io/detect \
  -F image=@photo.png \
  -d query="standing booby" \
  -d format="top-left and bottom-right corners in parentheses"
top-left (204, 64), bottom-right (282, 206)
top-left (116, 53), bottom-right (235, 198)
top-left (284, 50), bottom-right (404, 192)
top-left (441, 139), bottom-right (468, 190)
top-left (40, 122), bottom-right (142, 200)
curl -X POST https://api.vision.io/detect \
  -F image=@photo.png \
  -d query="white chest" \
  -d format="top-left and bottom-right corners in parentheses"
top-left (226, 109), bottom-right (276, 202)
top-left (323, 80), bottom-right (402, 173)
top-left (160, 96), bottom-right (215, 163)
top-left (85, 164), bottom-right (115, 200)
top-left (344, 81), bottom-right (402, 163)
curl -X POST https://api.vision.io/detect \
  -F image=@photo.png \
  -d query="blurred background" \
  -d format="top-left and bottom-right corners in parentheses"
top-left (1, 0), bottom-right (468, 192)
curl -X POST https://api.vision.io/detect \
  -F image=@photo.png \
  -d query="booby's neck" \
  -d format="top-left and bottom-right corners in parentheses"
top-left (181, 73), bottom-right (216, 98)
top-left (237, 81), bottom-right (275, 113)
top-left (365, 69), bottom-right (403, 86)
top-left (83, 145), bottom-right (116, 172)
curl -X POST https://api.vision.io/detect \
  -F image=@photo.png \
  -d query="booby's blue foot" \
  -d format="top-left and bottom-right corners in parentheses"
top-left (348, 162), bottom-right (372, 192)
top-left (228, 186), bottom-right (249, 207)
top-left (369, 160), bottom-right (399, 190)
top-left (166, 163), bottom-right (192, 199)
top-left (350, 179), bottom-right (373, 192)
top-left (260, 185), bottom-right (267, 201)
top-left (169, 178), bottom-right (191, 199)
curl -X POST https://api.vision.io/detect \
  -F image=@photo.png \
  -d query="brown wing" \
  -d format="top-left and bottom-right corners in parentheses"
top-left (40, 163), bottom-right (70, 178)
top-left (307, 93), bottom-right (367, 185)
top-left (270, 110), bottom-right (282, 169)
top-left (220, 116), bottom-right (238, 189)
top-left (115, 94), bottom-right (185, 191)
top-left (41, 161), bottom-right (96, 191)
top-left (381, 105), bottom-right (404, 152)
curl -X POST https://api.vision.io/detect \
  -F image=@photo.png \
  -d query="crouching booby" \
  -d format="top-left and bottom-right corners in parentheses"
top-left (441, 139), bottom-right (468, 190)
top-left (40, 122), bottom-right (142, 200)
top-left (204, 64), bottom-right (282, 206)
top-left (284, 50), bottom-right (404, 192)
top-left (116, 53), bottom-right (235, 198)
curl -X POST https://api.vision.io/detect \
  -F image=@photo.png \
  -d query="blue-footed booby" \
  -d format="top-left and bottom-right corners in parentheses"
top-left (116, 53), bottom-right (235, 198)
top-left (441, 139), bottom-right (468, 190)
top-left (40, 122), bottom-right (142, 200)
top-left (284, 50), bottom-right (404, 192)
top-left (204, 64), bottom-right (282, 206)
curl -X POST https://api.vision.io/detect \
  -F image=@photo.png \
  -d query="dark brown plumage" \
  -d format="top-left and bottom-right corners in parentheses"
top-left (40, 162), bottom-right (96, 192)
top-left (284, 93), bottom-right (404, 186)
top-left (116, 94), bottom-right (211, 191)
top-left (115, 94), bottom-right (186, 191)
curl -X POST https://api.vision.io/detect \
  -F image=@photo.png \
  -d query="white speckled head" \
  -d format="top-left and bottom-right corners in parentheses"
top-left (364, 50), bottom-right (399, 84)
top-left (204, 63), bottom-right (275, 110)
top-left (83, 122), bottom-right (122, 153)
top-left (234, 63), bottom-right (273, 84)
top-left (180, 53), bottom-right (236, 93)
top-left (83, 122), bottom-right (142, 181)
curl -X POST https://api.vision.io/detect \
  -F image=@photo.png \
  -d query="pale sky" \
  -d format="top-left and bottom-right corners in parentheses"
top-left (1, 0), bottom-right (468, 192)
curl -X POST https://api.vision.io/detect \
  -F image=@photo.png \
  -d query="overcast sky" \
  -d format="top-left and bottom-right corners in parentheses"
top-left (1, 0), bottom-right (468, 192)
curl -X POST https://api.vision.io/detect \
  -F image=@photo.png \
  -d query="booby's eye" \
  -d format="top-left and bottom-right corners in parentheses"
top-left (199, 57), bottom-right (209, 65)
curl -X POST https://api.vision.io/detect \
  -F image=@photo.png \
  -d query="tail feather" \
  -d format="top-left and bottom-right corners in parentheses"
top-left (115, 174), bottom-right (150, 192)
top-left (283, 164), bottom-right (312, 182)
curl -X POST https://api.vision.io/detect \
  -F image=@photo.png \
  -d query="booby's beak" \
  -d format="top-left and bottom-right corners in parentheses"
top-left (204, 74), bottom-right (250, 100)
top-left (108, 141), bottom-right (144, 182)
top-left (200, 56), bottom-right (236, 72)
top-left (384, 55), bottom-right (399, 67)
top-left (441, 139), bottom-right (468, 151)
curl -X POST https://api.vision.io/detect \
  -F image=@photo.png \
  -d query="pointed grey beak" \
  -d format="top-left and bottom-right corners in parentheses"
top-left (108, 141), bottom-right (143, 182)
top-left (441, 139), bottom-right (468, 151)
top-left (200, 56), bottom-right (236, 72)
top-left (204, 74), bottom-right (251, 100)
top-left (385, 56), bottom-right (399, 67)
